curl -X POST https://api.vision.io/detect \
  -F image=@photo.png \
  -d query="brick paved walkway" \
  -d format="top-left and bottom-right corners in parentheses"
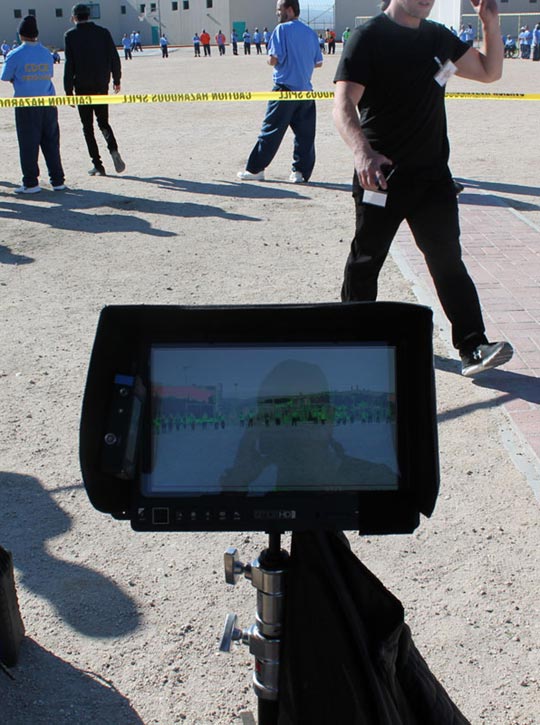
top-left (393, 189), bottom-right (540, 494)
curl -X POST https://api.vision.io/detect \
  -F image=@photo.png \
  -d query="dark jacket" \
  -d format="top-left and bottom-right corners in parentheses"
top-left (64, 21), bottom-right (121, 95)
top-left (278, 531), bottom-right (470, 725)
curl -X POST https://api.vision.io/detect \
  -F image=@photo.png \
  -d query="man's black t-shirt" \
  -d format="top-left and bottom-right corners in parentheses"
top-left (334, 14), bottom-right (469, 179)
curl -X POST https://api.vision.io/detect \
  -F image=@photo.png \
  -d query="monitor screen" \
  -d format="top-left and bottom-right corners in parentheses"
top-left (142, 343), bottom-right (399, 496)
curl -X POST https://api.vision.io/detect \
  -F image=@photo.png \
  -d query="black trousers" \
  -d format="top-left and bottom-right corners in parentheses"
top-left (15, 106), bottom-right (64, 188)
top-left (76, 92), bottom-right (119, 168)
top-left (341, 175), bottom-right (487, 352)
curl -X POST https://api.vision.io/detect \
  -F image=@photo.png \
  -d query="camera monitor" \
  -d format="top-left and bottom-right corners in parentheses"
top-left (80, 303), bottom-right (439, 534)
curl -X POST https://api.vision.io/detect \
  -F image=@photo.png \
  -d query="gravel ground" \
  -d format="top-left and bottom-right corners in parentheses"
top-left (0, 46), bottom-right (539, 724)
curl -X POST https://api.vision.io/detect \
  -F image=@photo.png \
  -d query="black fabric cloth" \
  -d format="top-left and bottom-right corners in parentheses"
top-left (334, 14), bottom-right (469, 178)
top-left (64, 21), bottom-right (121, 95)
top-left (277, 531), bottom-right (471, 725)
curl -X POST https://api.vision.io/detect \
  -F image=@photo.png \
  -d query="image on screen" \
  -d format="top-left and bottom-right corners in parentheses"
top-left (142, 344), bottom-right (399, 496)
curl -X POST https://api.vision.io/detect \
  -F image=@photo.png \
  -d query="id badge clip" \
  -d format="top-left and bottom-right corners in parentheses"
top-left (363, 165), bottom-right (397, 208)
top-left (434, 57), bottom-right (457, 87)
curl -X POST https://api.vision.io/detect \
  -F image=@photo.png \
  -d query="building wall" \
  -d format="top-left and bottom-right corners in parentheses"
top-left (334, 0), bottom-right (540, 37)
top-left (0, 0), bottom-right (281, 50)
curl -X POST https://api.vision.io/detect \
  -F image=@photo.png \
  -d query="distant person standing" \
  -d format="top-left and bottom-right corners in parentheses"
top-left (532, 23), bottom-right (540, 61)
top-left (1, 40), bottom-right (10, 59)
top-left (215, 30), bottom-right (226, 55)
top-left (0, 15), bottom-right (65, 193)
top-left (134, 30), bottom-right (143, 51)
top-left (121, 33), bottom-right (132, 60)
top-left (243, 29), bottom-right (251, 54)
top-left (263, 27), bottom-right (271, 52)
top-left (237, 0), bottom-right (322, 184)
top-left (160, 33), bottom-right (169, 58)
top-left (231, 29), bottom-right (238, 55)
top-left (200, 29), bottom-right (211, 56)
top-left (193, 32), bottom-right (201, 56)
top-left (325, 28), bottom-right (336, 53)
top-left (341, 27), bottom-right (351, 46)
top-left (253, 28), bottom-right (263, 54)
top-left (64, 3), bottom-right (126, 176)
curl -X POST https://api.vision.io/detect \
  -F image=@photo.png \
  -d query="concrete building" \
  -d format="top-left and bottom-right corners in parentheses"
top-left (0, 0), bottom-right (279, 50)
top-left (335, 0), bottom-right (540, 38)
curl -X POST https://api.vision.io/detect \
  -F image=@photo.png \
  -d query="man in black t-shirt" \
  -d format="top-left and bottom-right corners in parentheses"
top-left (64, 3), bottom-right (126, 176)
top-left (333, 0), bottom-right (513, 377)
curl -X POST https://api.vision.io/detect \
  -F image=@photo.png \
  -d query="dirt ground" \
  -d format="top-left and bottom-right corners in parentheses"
top-left (0, 45), bottom-right (539, 724)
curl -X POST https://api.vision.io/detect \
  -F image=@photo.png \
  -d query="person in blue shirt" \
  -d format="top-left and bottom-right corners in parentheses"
top-left (532, 23), bottom-right (540, 61)
top-left (263, 27), bottom-right (271, 52)
top-left (231, 29), bottom-right (238, 55)
top-left (1, 40), bottom-right (10, 59)
top-left (237, 0), bottom-right (322, 184)
top-left (193, 32), bottom-right (201, 57)
top-left (253, 28), bottom-right (262, 54)
top-left (160, 33), bottom-right (169, 58)
top-left (243, 29), bottom-right (251, 55)
top-left (121, 33), bottom-right (132, 60)
top-left (0, 15), bottom-right (65, 194)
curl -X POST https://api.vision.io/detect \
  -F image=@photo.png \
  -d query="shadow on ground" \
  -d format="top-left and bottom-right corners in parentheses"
top-left (1, 638), bottom-right (144, 725)
top-left (0, 472), bottom-right (140, 638)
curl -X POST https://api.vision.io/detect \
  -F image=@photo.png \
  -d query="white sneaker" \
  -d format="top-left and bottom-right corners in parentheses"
top-left (237, 169), bottom-right (265, 181)
top-left (52, 184), bottom-right (67, 191)
top-left (15, 185), bottom-right (42, 194)
top-left (289, 170), bottom-right (305, 184)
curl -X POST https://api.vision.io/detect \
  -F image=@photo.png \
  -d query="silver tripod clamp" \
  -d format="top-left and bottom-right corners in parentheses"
top-left (219, 544), bottom-right (287, 702)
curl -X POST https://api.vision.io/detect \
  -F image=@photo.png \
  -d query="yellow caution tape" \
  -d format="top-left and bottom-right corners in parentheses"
top-left (0, 90), bottom-right (334, 108)
top-left (447, 91), bottom-right (540, 100)
top-left (0, 90), bottom-right (539, 108)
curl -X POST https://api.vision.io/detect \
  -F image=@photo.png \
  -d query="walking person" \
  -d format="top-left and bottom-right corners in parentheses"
top-left (0, 15), bottom-right (65, 194)
top-left (237, 0), bottom-right (322, 184)
top-left (64, 3), bottom-right (126, 176)
top-left (333, 0), bottom-right (513, 377)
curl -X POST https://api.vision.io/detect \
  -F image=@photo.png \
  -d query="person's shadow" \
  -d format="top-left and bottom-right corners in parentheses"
top-left (434, 354), bottom-right (540, 423)
top-left (1, 638), bottom-right (144, 724)
top-left (0, 471), bottom-right (140, 638)
top-left (0, 243), bottom-right (34, 265)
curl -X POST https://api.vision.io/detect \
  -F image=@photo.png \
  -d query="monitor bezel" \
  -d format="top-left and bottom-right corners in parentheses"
top-left (79, 303), bottom-right (439, 534)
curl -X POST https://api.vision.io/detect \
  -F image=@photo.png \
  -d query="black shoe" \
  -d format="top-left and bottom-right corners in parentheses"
top-left (88, 166), bottom-right (106, 176)
top-left (460, 341), bottom-right (513, 377)
top-left (453, 179), bottom-right (465, 195)
top-left (111, 150), bottom-right (126, 174)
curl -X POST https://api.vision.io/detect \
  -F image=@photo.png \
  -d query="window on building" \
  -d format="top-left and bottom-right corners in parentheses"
top-left (150, 2), bottom-right (156, 11)
top-left (121, 5), bottom-right (127, 14)
top-left (14, 9), bottom-right (22, 19)
top-left (172, 1), bottom-right (178, 9)
top-left (183, 0), bottom-right (189, 8)
top-left (88, 3), bottom-right (100, 18)
top-left (28, 8), bottom-right (36, 15)
top-left (206, 0), bottom-right (213, 7)
top-left (55, 8), bottom-right (63, 17)
top-left (140, 3), bottom-right (145, 12)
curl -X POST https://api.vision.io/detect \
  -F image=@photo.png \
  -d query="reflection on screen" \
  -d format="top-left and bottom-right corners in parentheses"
top-left (142, 345), bottom-right (399, 496)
